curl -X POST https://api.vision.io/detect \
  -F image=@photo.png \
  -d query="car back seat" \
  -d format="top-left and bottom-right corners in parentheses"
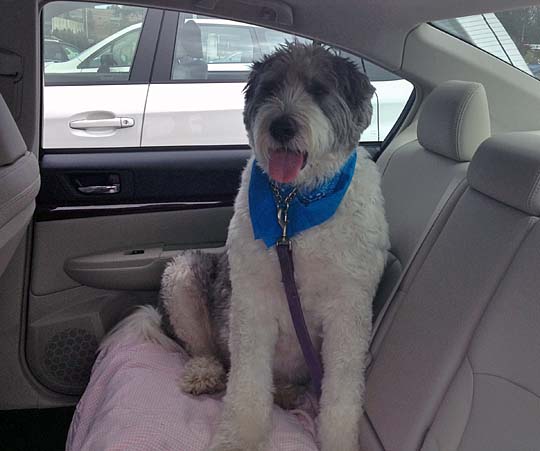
top-left (361, 132), bottom-right (540, 451)
top-left (374, 80), bottom-right (490, 318)
top-left (0, 94), bottom-right (40, 279)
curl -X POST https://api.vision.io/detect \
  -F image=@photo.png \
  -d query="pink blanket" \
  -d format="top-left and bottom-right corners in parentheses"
top-left (66, 331), bottom-right (320, 450)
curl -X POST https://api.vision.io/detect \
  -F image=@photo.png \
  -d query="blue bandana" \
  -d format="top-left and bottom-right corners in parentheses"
top-left (249, 150), bottom-right (357, 248)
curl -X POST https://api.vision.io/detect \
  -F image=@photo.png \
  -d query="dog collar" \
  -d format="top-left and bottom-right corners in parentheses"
top-left (249, 150), bottom-right (357, 248)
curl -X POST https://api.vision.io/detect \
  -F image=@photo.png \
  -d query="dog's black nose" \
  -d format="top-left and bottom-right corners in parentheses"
top-left (269, 116), bottom-right (297, 143)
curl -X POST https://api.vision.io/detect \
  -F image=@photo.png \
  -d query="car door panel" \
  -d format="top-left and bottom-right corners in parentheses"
top-left (38, 149), bottom-right (249, 209)
top-left (41, 8), bottom-right (162, 150)
top-left (42, 84), bottom-right (149, 149)
top-left (142, 83), bottom-right (247, 146)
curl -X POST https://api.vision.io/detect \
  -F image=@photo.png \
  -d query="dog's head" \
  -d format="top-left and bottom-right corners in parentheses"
top-left (243, 42), bottom-right (375, 188)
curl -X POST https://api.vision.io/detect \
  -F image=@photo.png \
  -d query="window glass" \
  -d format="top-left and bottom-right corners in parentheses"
top-left (43, 2), bottom-right (146, 84)
top-left (432, 8), bottom-right (540, 79)
top-left (170, 14), bottom-right (414, 142)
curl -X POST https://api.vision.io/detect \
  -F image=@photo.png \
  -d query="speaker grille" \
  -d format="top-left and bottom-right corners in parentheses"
top-left (43, 328), bottom-right (98, 390)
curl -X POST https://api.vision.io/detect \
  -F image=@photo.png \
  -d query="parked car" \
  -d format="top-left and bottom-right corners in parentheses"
top-left (43, 37), bottom-right (80, 63)
top-left (44, 23), bottom-right (142, 73)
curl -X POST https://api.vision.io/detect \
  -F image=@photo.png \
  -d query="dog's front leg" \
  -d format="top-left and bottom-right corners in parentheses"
top-left (318, 295), bottom-right (371, 451)
top-left (209, 291), bottom-right (277, 451)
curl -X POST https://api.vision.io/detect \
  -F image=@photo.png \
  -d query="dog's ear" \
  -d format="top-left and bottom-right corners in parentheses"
top-left (332, 56), bottom-right (375, 119)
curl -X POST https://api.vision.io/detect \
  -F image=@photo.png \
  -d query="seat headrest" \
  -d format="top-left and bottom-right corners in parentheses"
top-left (418, 80), bottom-right (491, 162)
top-left (179, 20), bottom-right (203, 59)
top-left (468, 132), bottom-right (540, 216)
top-left (0, 94), bottom-right (27, 166)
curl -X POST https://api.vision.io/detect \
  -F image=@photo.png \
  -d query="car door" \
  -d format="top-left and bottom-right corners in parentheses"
top-left (142, 12), bottom-right (255, 146)
top-left (11, 1), bottom-right (412, 408)
top-left (42, 5), bottom-right (159, 149)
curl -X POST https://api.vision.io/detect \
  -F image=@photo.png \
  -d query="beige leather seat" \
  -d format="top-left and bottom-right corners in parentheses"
top-left (0, 94), bottom-right (40, 278)
top-left (362, 132), bottom-right (540, 450)
top-left (374, 80), bottom-right (491, 318)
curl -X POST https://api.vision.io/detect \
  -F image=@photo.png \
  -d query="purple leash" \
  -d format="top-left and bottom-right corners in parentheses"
top-left (273, 185), bottom-right (324, 397)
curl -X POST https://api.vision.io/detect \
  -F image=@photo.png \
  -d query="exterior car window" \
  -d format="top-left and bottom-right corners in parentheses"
top-left (432, 8), bottom-right (540, 80)
top-left (40, 5), bottom-right (414, 149)
top-left (169, 13), bottom-right (414, 143)
top-left (43, 2), bottom-right (146, 84)
top-left (79, 29), bottom-right (141, 70)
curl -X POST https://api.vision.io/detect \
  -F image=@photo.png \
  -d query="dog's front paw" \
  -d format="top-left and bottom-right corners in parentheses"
top-left (180, 356), bottom-right (226, 395)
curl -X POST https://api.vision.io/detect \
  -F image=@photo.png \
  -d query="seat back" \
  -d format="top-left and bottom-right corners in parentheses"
top-left (374, 80), bottom-right (491, 318)
top-left (173, 20), bottom-right (208, 80)
top-left (363, 132), bottom-right (540, 451)
top-left (0, 94), bottom-right (40, 278)
top-left (421, 132), bottom-right (540, 451)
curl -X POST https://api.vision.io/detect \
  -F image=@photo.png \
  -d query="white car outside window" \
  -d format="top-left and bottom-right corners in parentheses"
top-left (43, 5), bottom-right (414, 149)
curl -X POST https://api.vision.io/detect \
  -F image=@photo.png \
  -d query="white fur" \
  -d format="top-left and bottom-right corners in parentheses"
top-left (209, 148), bottom-right (389, 451)
top-left (99, 305), bottom-right (179, 354)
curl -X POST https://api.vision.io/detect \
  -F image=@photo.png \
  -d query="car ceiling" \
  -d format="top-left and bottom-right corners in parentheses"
top-left (56, 0), bottom-right (540, 70)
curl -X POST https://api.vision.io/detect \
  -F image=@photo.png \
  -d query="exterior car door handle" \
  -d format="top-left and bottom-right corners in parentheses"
top-left (69, 117), bottom-right (135, 130)
top-left (77, 183), bottom-right (120, 194)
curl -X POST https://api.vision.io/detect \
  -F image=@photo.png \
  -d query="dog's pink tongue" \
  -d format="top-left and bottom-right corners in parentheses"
top-left (268, 150), bottom-right (304, 183)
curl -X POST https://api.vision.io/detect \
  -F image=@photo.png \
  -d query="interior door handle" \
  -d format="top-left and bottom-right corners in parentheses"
top-left (69, 117), bottom-right (135, 130)
top-left (77, 184), bottom-right (120, 194)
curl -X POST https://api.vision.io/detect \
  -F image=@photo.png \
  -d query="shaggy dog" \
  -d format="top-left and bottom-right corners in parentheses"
top-left (109, 43), bottom-right (389, 451)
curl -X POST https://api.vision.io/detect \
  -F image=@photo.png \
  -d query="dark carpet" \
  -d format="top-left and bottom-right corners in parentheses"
top-left (0, 407), bottom-right (75, 451)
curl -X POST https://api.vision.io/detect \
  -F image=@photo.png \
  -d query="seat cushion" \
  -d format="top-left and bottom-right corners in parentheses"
top-left (66, 329), bottom-right (320, 451)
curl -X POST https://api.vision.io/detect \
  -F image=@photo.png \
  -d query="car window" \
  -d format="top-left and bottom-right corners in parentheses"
top-left (432, 8), bottom-right (540, 80)
top-left (44, 41), bottom-right (66, 62)
top-left (170, 13), bottom-right (414, 142)
top-left (43, 2), bottom-right (146, 84)
top-left (201, 24), bottom-right (254, 63)
top-left (172, 16), bottom-right (256, 81)
top-left (79, 29), bottom-right (141, 70)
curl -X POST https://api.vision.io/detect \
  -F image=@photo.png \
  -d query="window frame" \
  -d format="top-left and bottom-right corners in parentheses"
top-left (42, 6), bottom-right (163, 87)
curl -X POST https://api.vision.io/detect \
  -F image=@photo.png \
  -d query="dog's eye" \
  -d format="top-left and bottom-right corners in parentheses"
top-left (306, 81), bottom-right (328, 98)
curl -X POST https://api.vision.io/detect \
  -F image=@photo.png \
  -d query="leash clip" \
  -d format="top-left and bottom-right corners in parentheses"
top-left (272, 183), bottom-right (297, 247)
top-left (277, 206), bottom-right (289, 244)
